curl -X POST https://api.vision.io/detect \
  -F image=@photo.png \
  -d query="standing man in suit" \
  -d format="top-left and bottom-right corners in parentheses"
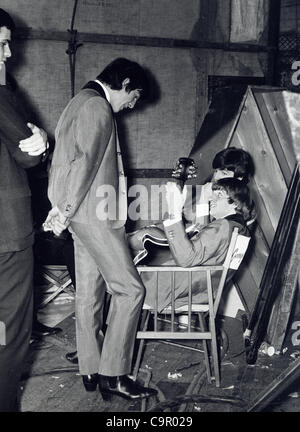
top-left (45, 58), bottom-right (157, 401)
top-left (0, 9), bottom-right (49, 412)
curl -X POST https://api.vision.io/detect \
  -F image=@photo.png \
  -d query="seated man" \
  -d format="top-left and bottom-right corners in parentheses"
top-left (135, 177), bottom-right (255, 312)
top-left (128, 147), bottom-right (255, 264)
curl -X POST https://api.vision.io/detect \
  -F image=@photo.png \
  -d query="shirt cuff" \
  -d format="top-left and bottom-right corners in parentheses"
top-left (185, 224), bottom-right (197, 233)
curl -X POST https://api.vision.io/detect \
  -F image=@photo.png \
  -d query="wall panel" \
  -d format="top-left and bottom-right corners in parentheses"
top-left (4, 0), bottom-right (200, 168)
top-left (9, 39), bottom-right (70, 140)
top-left (1, 0), bottom-right (201, 38)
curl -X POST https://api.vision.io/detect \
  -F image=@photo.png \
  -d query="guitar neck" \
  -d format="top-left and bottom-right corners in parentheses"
top-left (169, 177), bottom-right (185, 189)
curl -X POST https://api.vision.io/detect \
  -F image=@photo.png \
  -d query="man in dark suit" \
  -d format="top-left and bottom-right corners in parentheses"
top-left (45, 58), bottom-right (157, 401)
top-left (0, 9), bottom-right (49, 412)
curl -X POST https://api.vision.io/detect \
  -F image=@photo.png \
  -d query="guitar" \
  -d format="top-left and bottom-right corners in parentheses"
top-left (128, 157), bottom-right (197, 265)
top-left (171, 157), bottom-right (197, 187)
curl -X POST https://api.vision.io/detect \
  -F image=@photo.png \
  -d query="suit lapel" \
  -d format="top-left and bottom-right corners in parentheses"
top-left (82, 80), bottom-right (107, 100)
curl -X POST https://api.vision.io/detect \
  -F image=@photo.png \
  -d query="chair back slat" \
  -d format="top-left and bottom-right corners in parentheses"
top-left (213, 269), bottom-right (229, 316)
top-left (188, 272), bottom-right (192, 332)
top-left (223, 227), bottom-right (239, 269)
top-left (154, 271), bottom-right (158, 331)
top-left (171, 272), bottom-right (175, 331)
top-left (207, 270), bottom-right (214, 313)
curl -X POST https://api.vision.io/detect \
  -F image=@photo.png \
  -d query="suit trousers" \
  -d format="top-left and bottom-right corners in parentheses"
top-left (0, 247), bottom-right (33, 411)
top-left (70, 221), bottom-right (145, 376)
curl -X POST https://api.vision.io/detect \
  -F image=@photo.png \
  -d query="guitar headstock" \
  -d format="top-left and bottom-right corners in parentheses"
top-left (172, 157), bottom-right (197, 184)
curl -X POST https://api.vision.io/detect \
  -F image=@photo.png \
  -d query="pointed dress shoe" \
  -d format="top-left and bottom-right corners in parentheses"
top-left (99, 374), bottom-right (157, 401)
top-left (82, 373), bottom-right (99, 392)
top-left (65, 351), bottom-right (78, 364)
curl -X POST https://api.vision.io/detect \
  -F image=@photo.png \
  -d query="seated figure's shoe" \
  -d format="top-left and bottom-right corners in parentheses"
top-left (32, 321), bottom-right (62, 337)
top-left (99, 374), bottom-right (157, 401)
top-left (66, 351), bottom-right (78, 364)
top-left (82, 373), bottom-right (99, 392)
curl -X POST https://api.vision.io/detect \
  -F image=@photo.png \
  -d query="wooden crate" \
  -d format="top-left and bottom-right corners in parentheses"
top-left (188, 85), bottom-right (298, 322)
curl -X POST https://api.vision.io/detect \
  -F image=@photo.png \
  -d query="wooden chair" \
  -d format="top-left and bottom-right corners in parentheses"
top-left (134, 227), bottom-right (250, 387)
top-left (38, 264), bottom-right (74, 308)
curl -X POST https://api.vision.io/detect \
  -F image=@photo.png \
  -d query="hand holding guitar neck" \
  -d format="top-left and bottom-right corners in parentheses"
top-left (165, 157), bottom-right (197, 219)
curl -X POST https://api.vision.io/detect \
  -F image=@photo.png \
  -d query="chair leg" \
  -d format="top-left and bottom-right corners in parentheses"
top-left (209, 314), bottom-right (220, 387)
top-left (198, 312), bottom-right (212, 384)
top-left (132, 309), bottom-right (151, 380)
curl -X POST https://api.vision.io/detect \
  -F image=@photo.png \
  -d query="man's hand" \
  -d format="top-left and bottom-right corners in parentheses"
top-left (19, 123), bottom-right (49, 156)
top-left (164, 182), bottom-right (187, 219)
top-left (200, 182), bottom-right (213, 203)
top-left (43, 206), bottom-right (69, 236)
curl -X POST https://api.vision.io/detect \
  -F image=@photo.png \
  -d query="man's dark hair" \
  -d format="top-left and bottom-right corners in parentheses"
top-left (97, 57), bottom-right (150, 101)
top-left (212, 147), bottom-right (255, 183)
top-left (0, 8), bottom-right (15, 31)
top-left (212, 177), bottom-right (256, 223)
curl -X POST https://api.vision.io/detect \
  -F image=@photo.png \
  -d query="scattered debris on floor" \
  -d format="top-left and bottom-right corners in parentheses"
top-left (167, 372), bottom-right (183, 380)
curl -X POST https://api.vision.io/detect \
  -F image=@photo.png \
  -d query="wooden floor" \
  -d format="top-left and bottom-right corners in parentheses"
top-left (19, 312), bottom-right (300, 413)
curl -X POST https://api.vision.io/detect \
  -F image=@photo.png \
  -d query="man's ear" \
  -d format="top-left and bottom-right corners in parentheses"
top-left (122, 78), bottom-right (130, 88)
top-left (231, 201), bottom-right (238, 213)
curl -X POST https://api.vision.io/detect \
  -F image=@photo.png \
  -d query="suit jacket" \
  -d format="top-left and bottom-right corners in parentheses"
top-left (0, 85), bottom-right (42, 253)
top-left (164, 214), bottom-right (249, 267)
top-left (48, 82), bottom-right (127, 228)
top-left (141, 214), bottom-right (250, 311)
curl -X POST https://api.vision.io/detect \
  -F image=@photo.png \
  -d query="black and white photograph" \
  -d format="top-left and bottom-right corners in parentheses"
top-left (0, 0), bottom-right (299, 422)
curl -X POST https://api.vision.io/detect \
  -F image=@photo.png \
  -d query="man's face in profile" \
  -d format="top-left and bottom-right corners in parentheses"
top-left (209, 188), bottom-right (236, 220)
top-left (0, 26), bottom-right (11, 71)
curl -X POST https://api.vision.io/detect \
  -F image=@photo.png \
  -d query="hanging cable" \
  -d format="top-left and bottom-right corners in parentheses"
top-left (66, 0), bottom-right (82, 98)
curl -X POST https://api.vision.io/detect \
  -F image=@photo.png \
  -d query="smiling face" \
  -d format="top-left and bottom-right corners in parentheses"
top-left (209, 188), bottom-right (237, 220)
top-left (0, 26), bottom-right (11, 71)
